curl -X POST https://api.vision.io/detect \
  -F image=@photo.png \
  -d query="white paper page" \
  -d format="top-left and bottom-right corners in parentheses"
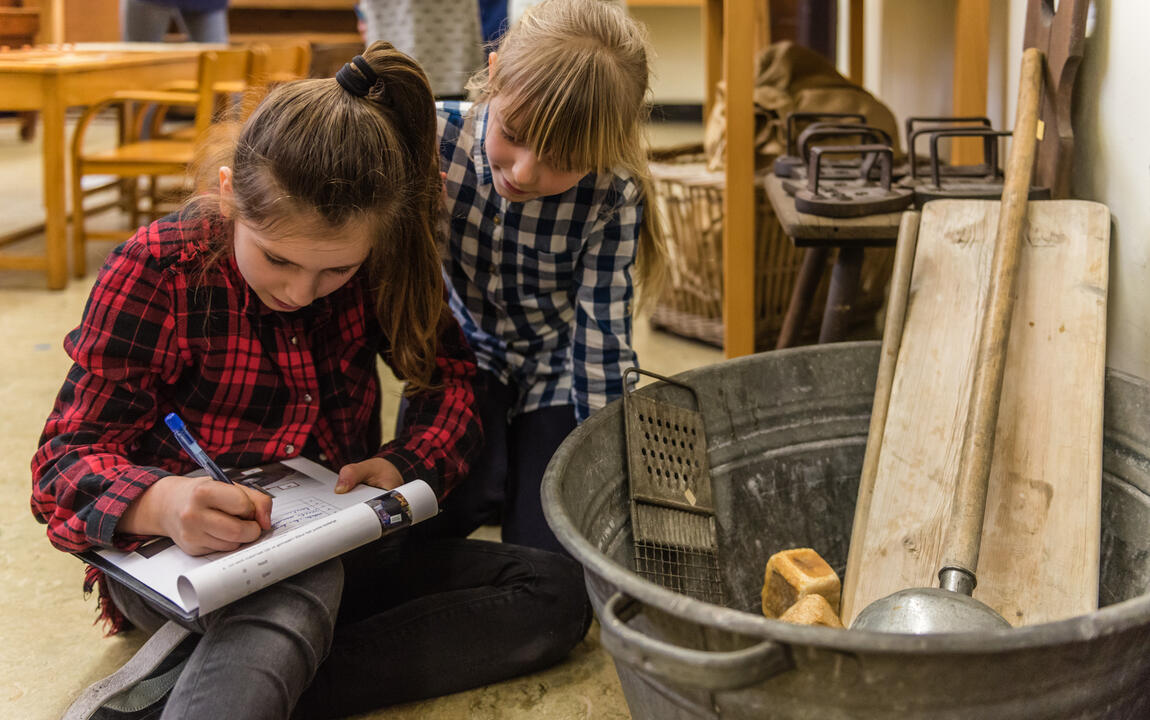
top-left (179, 502), bottom-right (383, 614)
top-left (92, 458), bottom-right (384, 613)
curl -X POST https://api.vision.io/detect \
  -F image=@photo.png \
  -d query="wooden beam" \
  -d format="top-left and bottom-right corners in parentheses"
top-left (952, 0), bottom-right (990, 165)
top-left (753, 0), bottom-right (770, 58)
top-left (702, 0), bottom-right (723, 123)
top-left (722, 0), bottom-right (756, 358)
top-left (849, 0), bottom-right (864, 85)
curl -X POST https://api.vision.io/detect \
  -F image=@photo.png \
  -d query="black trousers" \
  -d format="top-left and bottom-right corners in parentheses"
top-left (294, 537), bottom-right (591, 717)
top-left (112, 537), bottom-right (591, 719)
top-left (407, 369), bottom-right (579, 555)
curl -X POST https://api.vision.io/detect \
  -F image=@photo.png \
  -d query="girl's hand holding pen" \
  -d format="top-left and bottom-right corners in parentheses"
top-left (119, 475), bottom-right (273, 556)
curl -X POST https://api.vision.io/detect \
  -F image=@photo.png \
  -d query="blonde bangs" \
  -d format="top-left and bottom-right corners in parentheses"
top-left (498, 45), bottom-right (635, 174)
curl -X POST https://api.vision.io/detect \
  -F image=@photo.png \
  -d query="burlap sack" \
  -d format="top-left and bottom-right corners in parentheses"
top-left (703, 41), bottom-right (902, 172)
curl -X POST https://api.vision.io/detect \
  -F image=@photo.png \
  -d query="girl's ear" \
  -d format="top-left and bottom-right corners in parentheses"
top-left (487, 51), bottom-right (498, 81)
top-left (218, 166), bottom-right (234, 219)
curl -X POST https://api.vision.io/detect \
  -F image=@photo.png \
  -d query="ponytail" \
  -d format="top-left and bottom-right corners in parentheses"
top-left (356, 42), bottom-right (448, 393)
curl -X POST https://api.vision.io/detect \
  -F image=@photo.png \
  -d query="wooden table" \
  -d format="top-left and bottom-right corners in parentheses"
top-left (0, 43), bottom-right (206, 288)
top-left (764, 173), bottom-right (903, 347)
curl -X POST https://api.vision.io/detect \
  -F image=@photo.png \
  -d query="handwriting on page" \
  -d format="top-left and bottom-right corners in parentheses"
top-left (271, 497), bottom-right (340, 534)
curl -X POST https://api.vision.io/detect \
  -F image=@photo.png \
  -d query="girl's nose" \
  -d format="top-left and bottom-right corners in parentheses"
top-left (512, 151), bottom-right (538, 186)
top-left (285, 274), bottom-right (320, 308)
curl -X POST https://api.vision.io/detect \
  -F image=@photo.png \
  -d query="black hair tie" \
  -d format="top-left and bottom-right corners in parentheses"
top-left (336, 55), bottom-right (380, 97)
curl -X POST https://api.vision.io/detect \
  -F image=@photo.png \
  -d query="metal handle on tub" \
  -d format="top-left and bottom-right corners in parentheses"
top-left (598, 591), bottom-right (793, 690)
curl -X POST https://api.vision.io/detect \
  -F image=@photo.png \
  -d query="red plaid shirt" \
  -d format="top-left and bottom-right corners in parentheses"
top-left (31, 214), bottom-right (480, 618)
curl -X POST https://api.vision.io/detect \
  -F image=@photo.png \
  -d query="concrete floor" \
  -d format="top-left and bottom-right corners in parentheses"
top-left (0, 115), bottom-right (721, 719)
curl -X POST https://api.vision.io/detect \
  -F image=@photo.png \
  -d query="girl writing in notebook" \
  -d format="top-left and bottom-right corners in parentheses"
top-left (425, 0), bottom-right (668, 553)
top-left (32, 42), bottom-right (588, 720)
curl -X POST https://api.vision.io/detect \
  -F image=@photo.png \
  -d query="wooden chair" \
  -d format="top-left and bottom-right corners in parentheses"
top-left (152, 45), bottom-right (259, 142)
top-left (241, 40), bottom-right (313, 117)
top-left (70, 47), bottom-right (253, 277)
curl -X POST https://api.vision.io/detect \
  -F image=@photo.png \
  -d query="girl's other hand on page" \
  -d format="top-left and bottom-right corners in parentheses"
top-left (335, 457), bottom-right (403, 494)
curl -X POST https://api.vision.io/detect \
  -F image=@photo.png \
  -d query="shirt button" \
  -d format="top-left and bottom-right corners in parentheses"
top-left (285, 444), bottom-right (295, 455)
top-left (488, 263), bottom-right (498, 274)
top-left (290, 336), bottom-right (298, 345)
top-left (493, 214), bottom-right (501, 225)
top-left (303, 393), bottom-right (313, 403)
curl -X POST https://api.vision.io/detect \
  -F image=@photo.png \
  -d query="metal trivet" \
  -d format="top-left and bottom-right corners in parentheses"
top-left (623, 367), bottom-right (725, 606)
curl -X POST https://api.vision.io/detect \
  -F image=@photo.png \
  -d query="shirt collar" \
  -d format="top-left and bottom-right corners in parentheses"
top-left (471, 102), bottom-right (494, 186)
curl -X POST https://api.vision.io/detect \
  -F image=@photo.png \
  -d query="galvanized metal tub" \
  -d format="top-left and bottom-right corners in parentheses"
top-left (541, 341), bottom-right (1150, 719)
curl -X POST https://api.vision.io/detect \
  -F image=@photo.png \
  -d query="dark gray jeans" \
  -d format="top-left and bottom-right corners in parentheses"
top-left (110, 536), bottom-right (590, 719)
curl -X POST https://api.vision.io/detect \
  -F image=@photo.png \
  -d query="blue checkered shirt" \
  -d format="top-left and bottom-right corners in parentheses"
top-left (437, 101), bottom-right (641, 422)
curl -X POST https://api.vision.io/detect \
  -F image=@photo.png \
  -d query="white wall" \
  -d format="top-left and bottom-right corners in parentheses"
top-left (861, 0), bottom-right (1011, 149)
top-left (1065, 0), bottom-right (1150, 379)
top-left (629, 6), bottom-right (706, 104)
top-left (863, 0), bottom-right (957, 139)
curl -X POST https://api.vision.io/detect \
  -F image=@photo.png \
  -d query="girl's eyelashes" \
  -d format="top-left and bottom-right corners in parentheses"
top-left (501, 129), bottom-right (522, 145)
top-left (264, 251), bottom-right (357, 275)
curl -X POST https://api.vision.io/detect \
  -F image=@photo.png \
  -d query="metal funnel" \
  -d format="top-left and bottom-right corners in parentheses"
top-left (851, 567), bottom-right (1011, 633)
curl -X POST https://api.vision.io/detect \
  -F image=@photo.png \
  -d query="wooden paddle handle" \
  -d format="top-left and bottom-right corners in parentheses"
top-left (841, 209), bottom-right (921, 622)
top-left (940, 48), bottom-right (1045, 590)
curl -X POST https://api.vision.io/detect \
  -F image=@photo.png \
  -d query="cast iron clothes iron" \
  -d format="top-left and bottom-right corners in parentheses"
top-left (904, 127), bottom-right (1052, 208)
top-left (622, 367), bottom-right (724, 606)
top-left (779, 123), bottom-right (894, 188)
top-left (851, 48), bottom-right (1045, 634)
top-left (772, 111), bottom-right (865, 177)
top-left (899, 115), bottom-right (992, 178)
top-left (780, 124), bottom-right (897, 195)
top-left (792, 144), bottom-right (913, 218)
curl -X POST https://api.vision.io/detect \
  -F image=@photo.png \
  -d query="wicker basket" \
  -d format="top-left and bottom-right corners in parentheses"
top-left (648, 155), bottom-right (894, 350)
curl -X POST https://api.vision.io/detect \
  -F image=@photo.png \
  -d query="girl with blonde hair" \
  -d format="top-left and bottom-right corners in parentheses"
top-left (422, 0), bottom-right (668, 553)
top-left (35, 42), bottom-right (588, 720)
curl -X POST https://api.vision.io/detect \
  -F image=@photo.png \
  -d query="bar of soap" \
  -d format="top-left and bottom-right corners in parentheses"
top-left (761, 547), bottom-right (841, 619)
top-left (779, 594), bottom-right (844, 628)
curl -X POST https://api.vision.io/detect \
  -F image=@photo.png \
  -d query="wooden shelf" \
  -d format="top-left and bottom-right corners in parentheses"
top-left (231, 31), bottom-right (361, 45)
top-left (628, 0), bottom-right (702, 6)
top-left (228, 1), bottom-right (357, 38)
top-left (0, 10), bottom-right (39, 40)
top-left (230, 0), bottom-right (354, 9)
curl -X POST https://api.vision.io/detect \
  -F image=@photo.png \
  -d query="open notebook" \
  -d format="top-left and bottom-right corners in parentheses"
top-left (80, 457), bottom-right (438, 620)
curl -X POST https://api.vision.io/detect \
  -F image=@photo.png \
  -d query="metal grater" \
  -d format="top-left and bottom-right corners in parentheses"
top-left (623, 367), bottom-right (724, 605)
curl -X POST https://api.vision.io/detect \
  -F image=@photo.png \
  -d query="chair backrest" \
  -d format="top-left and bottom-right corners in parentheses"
top-left (0, 0), bottom-right (39, 46)
top-left (193, 47), bottom-right (255, 136)
top-left (242, 41), bottom-right (313, 118)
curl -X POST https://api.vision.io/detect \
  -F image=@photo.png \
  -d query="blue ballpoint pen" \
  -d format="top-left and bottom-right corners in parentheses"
top-left (164, 412), bottom-right (235, 485)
